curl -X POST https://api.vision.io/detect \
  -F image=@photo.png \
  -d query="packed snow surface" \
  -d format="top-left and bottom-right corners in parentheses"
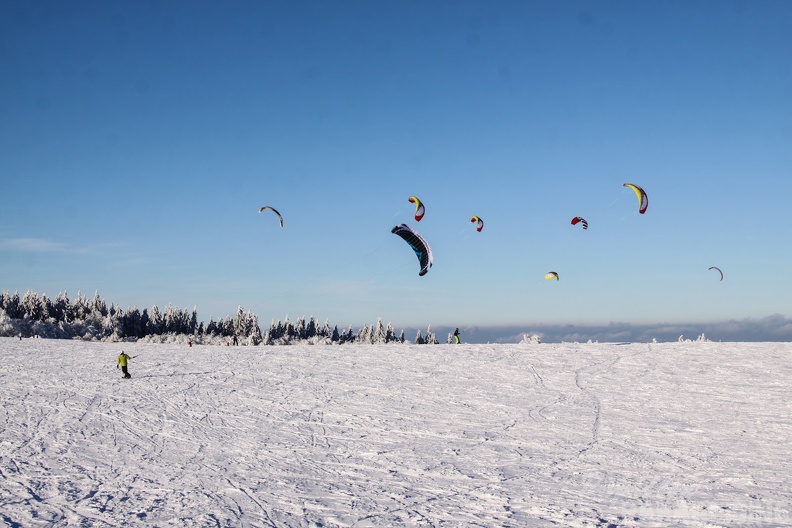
top-left (1, 338), bottom-right (790, 527)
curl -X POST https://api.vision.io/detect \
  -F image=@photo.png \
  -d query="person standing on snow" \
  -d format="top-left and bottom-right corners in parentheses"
top-left (453, 328), bottom-right (461, 344)
top-left (117, 351), bottom-right (132, 379)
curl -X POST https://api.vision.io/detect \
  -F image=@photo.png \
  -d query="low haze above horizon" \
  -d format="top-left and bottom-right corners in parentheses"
top-left (2, 1), bottom-right (791, 341)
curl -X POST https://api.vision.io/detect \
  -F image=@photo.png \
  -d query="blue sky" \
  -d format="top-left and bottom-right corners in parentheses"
top-left (2, 1), bottom-right (791, 340)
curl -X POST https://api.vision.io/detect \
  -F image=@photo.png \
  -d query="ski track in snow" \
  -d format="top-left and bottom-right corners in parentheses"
top-left (1, 338), bottom-right (790, 527)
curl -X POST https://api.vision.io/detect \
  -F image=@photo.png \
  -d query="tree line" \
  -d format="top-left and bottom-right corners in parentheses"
top-left (0, 290), bottom-right (442, 345)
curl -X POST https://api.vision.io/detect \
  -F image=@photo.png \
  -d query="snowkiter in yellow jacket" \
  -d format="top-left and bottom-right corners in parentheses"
top-left (117, 351), bottom-right (132, 379)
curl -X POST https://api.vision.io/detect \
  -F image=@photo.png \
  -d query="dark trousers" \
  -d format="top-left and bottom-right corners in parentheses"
top-left (121, 366), bottom-right (131, 378)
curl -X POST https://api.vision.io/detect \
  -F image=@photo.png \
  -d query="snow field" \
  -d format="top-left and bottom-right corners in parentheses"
top-left (1, 338), bottom-right (790, 527)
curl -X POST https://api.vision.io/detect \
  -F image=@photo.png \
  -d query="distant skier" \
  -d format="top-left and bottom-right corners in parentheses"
top-left (453, 328), bottom-right (461, 344)
top-left (117, 351), bottom-right (133, 379)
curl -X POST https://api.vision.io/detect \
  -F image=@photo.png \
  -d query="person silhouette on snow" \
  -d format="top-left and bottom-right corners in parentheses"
top-left (117, 351), bottom-right (133, 379)
top-left (453, 328), bottom-right (461, 344)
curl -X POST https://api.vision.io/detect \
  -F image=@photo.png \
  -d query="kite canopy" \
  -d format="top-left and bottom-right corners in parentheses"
top-left (471, 215), bottom-right (484, 232)
top-left (408, 196), bottom-right (425, 222)
top-left (258, 206), bottom-right (284, 227)
top-left (623, 183), bottom-right (648, 214)
top-left (391, 224), bottom-right (433, 276)
top-left (709, 266), bottom-right (724, 281)
top-left (571, 217), bottom-right (588, 230)
top-left (545, 271), bottom-right (559, 281)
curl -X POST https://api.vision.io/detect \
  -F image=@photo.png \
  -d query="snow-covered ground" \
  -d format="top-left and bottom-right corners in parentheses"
top-left (1, 338), bottom-right (790, 527)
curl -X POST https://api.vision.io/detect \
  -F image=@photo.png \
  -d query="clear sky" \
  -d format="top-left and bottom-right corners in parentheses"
top-left (1, 1), bottom-right (791, 337)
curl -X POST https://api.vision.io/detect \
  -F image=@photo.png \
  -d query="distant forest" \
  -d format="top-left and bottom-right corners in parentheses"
top-left (0, 290), bottom-right (443, 345)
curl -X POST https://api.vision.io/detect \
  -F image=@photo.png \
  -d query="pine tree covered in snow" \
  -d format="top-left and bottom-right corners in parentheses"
top-left (358, 324), bottom-right (373, 344)
top-left (425, 325), bottom-right (437, 344)
top-left (148, 306), bottom-right (164, 335)
top-left (373, 319), bottom-right (385, 344)
top-left (385, 322), bottom-right (396, 343)
top-left (306, 316), bottom-right (317, 340)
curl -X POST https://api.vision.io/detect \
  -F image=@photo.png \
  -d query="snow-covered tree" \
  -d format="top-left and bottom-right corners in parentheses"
top-left (520, 333), bottom-right (542, 344)
top-left (291, 316), bottom-right (304, 340)
top-left (282, 316), bottom-right (295, 341)
top-left (40, 294), bottom-right (52, 322)
top-left (124, 307), bottom-right (142, 338)
top-left (221, 316), bottom-right (234, 337)
top-left (21, 291), bottom-right (42, 321)
top-left (373, 319), bottom-right (385, 344)
top-left (245, 310), bottom-right (260, 343)
top-left (163, 304), bottom-right (179, 334)
top-left (72, 291), bottom-right (90, 321)
top-left (148, 306), bottom-right (164, 335)
top-left (385, 322), bottom-right (396, 343)
top-left (264, 319), bottom-right (278, 344)
top-left (424, 325), bottom-right (437, 344)
top-left (189, 308), bottom-right (198, 335)
top-left (102, 307), bottom-right (124, 340)
top-left (53, 291), bottom-right (70, 322)
top-left (306, 316), bottom-right (318, 340)
top-left (233, 306), bottom-right (246, 339)
top-left (139, 309), bottom-right (150, 338)
top-left (358, 324), bottom-right (372, 344)
top-left (0, 307), bottom-right (20, 336)
top-left (91, 290), bottom-right (108, 317)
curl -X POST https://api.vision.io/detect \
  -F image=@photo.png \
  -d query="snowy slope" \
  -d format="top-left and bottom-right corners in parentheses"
top-left (1, 338), bottom-right (790, 527)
